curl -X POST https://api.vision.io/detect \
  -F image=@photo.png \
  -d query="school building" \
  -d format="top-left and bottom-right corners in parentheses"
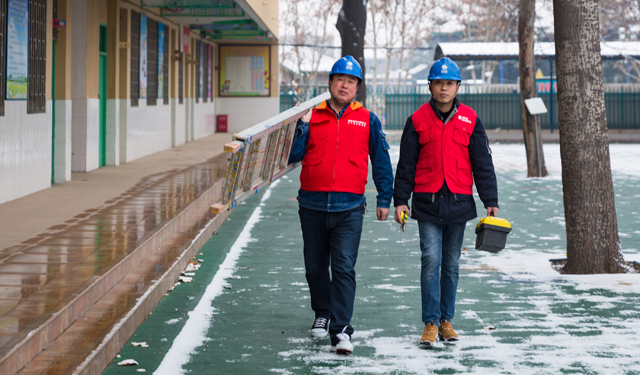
top-left (0, 0), bottom-right (280, 204)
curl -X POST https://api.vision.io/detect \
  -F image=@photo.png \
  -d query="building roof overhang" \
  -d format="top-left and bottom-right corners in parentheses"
top-left (141, 0), bottom-right (277, 42)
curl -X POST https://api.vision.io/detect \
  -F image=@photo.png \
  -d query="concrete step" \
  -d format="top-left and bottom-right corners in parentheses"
top-left (18, 188), bottom-right (229, 374)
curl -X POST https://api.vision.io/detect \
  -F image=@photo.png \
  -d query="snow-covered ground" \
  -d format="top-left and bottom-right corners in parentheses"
top-left (151, 143), bottom-right (640, 375)
top-left (272, 143), bottom-right (640, 374)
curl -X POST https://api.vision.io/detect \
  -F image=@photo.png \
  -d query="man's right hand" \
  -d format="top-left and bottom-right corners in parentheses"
top-left (394, 205), bottom-right (410, 224)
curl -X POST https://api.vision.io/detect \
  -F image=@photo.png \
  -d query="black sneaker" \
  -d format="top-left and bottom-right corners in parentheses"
top-left (330, 327), bottom-right (353, 354)
top-left (311, 317), bottom-right (328, 338)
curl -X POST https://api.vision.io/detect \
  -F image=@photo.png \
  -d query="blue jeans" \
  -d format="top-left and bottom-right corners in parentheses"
top-left (299, 204), bottom-right (365, 339)
top-left (418, 221), bottom-right (466, 325)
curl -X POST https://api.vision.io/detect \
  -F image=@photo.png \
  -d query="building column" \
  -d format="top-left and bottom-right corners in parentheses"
top-left (53, 0), bottom-right (73, 183)
top-left (70, 0), bottom-right (89, 171)
top-left (118, 7), bottom-right (130, 163)
top-left (106, 0), bottom-right (120, 166)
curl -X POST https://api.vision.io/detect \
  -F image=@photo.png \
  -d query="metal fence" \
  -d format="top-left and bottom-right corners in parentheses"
top-left (280, 86), bottom-right (329, 112)
top-left (281, 89), bottom-right (640, 131)
top-left (384, 92), bottom-right (640, 130)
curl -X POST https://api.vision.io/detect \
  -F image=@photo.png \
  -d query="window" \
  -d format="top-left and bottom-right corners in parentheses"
top-left (27, 0), bottom-right (46, 114)
top-left (163, 26), bottom-right (169, 105)
top-left (147, 18), bottom-right (157, 106)
top-left (178, 52), bottom-right (183, 104)
top-left (195, 40), bottom-right (200, 104)
top-left (208, 44), bottom-right (213, 101)
top-left (203, 43), bottom-right (209, 103)
top-left (130, 10), bottom-right (139, 107)
top-left (0, 0), bottom-right (6, 116)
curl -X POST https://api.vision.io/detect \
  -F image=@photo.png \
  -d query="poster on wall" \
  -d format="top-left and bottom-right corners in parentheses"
top-left (139, 14), bottom-right (148, 99)
top-left (181, 26), bottom-right (190, 54)
top-left (208, 45), bottom-right (213, 99)
top-left (158, 23), bottom-right (165, 99)
top-left (219, 45), bottom-right (270, 97)
top-left (199, 42), bottom-right (204, 98)
top-left (6, 0), bottom-right (29, 100)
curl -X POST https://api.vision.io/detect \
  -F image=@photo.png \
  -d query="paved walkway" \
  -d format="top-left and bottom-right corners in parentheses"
top-left (0, 133), bottom-right (232, 374)
top-left (0, 134), bottom-right (230, 251)
top-left (103, 143), bottom-right (640, 375)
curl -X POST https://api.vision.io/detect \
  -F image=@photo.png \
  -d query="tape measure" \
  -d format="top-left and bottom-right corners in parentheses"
top-left (400, 211), bottom-right (408, 232)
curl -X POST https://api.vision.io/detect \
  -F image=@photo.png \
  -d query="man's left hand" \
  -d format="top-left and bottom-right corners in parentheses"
top-left (294, 101), bottom-right (312, 122)
top-left (376, 207), bottom-right (390, 221)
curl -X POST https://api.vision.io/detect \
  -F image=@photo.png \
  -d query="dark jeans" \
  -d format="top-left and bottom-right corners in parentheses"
top-left (418, 221), bottom-right (466, 325)
top-left (299, 204), bottom-right (365, 339)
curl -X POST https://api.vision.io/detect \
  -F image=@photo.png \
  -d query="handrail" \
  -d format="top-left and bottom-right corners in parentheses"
top-left (220, 91), bottom-right (330, 210)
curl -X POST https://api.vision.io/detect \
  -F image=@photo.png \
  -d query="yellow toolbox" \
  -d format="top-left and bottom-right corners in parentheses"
top-left (475, 216), bottom-right (512, 253)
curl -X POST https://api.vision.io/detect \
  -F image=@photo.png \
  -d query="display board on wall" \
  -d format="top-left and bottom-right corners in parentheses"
top-left (208, 45), bottom-right (213, 99)
top-left (139, 14), bottom-right (148, 98)
top-left (181, 26), bottom-right (189, 54)
top-left (219, 45), bottom-right (270, 97)
top-left (6, 0), bottom-right (29, 100)
top-left (199, 41), bottom-right (204, 98)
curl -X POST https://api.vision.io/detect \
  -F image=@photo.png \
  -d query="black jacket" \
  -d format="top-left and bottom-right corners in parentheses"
top-left (393, 98), bottom-right (498, 224)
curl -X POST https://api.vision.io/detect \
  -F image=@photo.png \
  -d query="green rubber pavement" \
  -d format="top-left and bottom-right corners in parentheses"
top-left (104, 144), bottom-right (640, 375)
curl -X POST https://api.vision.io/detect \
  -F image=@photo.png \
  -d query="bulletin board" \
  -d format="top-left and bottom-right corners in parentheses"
top-left (219, 45), bottom-right (270, 97)
top-left (6, 0), bottom-right (29, 100)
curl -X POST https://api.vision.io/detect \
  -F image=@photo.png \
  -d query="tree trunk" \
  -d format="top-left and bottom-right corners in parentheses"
top-left (553, 0), bottom-right (627, 274)
top-left (518, 0), bottom-right (548, 178)
top-left (336, 0), bottom-right (367, 105)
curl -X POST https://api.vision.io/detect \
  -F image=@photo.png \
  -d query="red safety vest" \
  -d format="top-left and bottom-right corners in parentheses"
top-left (412, 103), bottom-right (477, 194)
top-left (300, 101), bottom-right (370, 195)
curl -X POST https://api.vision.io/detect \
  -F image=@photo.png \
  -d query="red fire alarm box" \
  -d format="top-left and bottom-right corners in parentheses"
top-left (217, 115), bottom-right (228, 133)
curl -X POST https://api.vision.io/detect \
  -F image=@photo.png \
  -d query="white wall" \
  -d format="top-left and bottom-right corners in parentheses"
top-left (119, 99), bottom-right (129, 163)
top-left (0, 101), bottom-right (53, 204)
top-left (123, 99), bottom-right (172, 163)
top-left (71, 98), bottom-right (100, 172)
top-left (171, 98), bottom-right (186, 147)
top-left (106, 99), bottom-right (120, 166)
top-left (186, 98), bottom-right (193, 142)
top-left (53, 100), bottom-right (72, 183)
top-left (193, 99), bottom-right (216, 140)
top-left (215, 97), bottom-right (280, 133)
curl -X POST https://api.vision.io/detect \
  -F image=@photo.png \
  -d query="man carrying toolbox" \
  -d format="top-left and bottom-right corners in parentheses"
top-left (393, 57), bottom-right (499, 348)
top-left (288, 56), bottom-right (394, 354)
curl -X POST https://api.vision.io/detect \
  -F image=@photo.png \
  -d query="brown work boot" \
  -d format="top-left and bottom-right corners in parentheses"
top-left (419, 322), bottom-right (438, 347)
top-left (438, 321), bottom-right (459, 342)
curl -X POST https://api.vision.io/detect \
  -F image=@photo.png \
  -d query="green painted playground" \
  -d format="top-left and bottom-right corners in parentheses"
top-left (104, 143), bottom-right (640, 375)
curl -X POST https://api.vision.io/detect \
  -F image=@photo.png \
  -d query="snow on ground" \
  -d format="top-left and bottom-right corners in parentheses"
top-left (271, 143), bottom-right (640, 374)
top-left (156, 143), bottom-right (640, 375)
top-left (475, 143), bottom-right (640, 291)
top-left (154, 181), bottom-right (281, 375)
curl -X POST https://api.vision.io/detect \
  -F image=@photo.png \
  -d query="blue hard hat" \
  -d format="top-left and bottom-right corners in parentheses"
top-left (428, 57), bottom-right (461, 81)
top-left (330, 55), bottom-right (363, 83)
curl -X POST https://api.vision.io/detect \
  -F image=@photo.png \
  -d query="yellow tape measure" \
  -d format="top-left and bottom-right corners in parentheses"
top-left (400, 211), bottom-right (408, 232)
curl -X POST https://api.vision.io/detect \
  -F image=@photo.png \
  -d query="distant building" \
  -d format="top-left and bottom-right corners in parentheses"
top-left (0, 0), bottom-right (280, 204)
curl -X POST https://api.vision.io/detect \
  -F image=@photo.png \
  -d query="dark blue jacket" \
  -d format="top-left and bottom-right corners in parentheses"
top-left (289, 100), bottom-right (394, 212)
top-left (393, 97), bottom-right (498, 224)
